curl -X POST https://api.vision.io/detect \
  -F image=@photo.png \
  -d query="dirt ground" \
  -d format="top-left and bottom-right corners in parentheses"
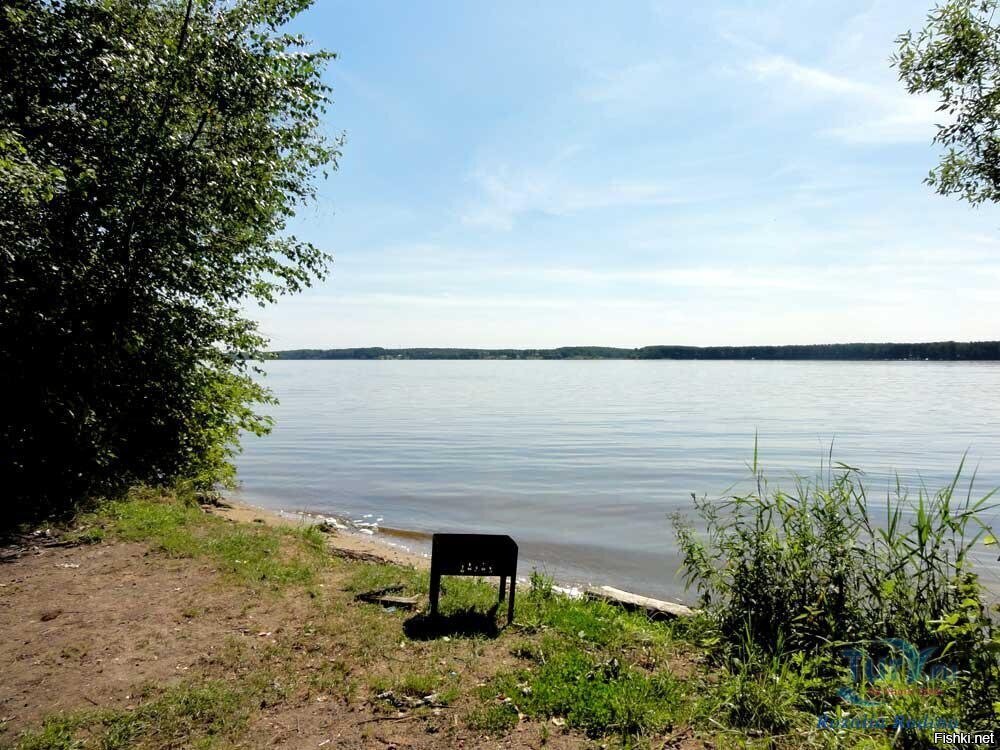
top-left (0, 530), bottom-right (597, 749)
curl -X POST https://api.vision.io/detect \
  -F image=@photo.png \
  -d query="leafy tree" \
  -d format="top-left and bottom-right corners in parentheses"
top-left (896, 0), bottom-right (1000, 205)
top-left (0, 0), bottom-right (340, 522)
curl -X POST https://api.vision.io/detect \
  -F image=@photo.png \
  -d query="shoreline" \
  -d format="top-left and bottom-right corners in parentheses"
top-left (214, 496), bottom-right (432, 570)
top-left (220, 495), bottom-right (1000, 605)
top-left (216, 496), bottom-right (623, 602)
top-left (3, 486), bottom-right (702, 746)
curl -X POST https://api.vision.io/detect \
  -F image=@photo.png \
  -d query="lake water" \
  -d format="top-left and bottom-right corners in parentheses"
top-left (232, 360), bottom-right (1000, 600)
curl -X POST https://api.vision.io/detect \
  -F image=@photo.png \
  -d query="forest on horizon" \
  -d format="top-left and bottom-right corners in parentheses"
top-left (273, 341), bottom-right (1000, 361)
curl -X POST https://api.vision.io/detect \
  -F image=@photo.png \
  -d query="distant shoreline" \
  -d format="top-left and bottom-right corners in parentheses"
top-left (271, 340), bottom-right (1000, 361)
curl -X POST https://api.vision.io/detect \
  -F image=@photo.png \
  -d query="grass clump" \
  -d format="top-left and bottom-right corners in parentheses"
top-left (466, 701), bottom-right (520, 733)
top-left (675, 447), bottom-right (1000, 734)
top-left (16, 717), bottom-right (80, 750)
top-left (519, 570), bottom-right (680, 653)
top-left (93, 486), bottom-right (329, 588)
top-left (344, 560), bottom-right (427, 596)
top-left (394, 671), bottom-right (440, 698)
top-left (458, 571), bottom-right (692, 744)
top-left (371, 670), bottom-right (441, 700)
top-left (15, 680), bottom-right (253, 750)
top-left (519, 576), bottom-right (620, 646)
top-left (487, 636), bottom-right (683, 742)
top-left (693, 645), bottom-right (825, 733)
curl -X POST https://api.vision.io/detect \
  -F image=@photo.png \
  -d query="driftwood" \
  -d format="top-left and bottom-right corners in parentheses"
top-left (585, 585), bottom-right (694, 618)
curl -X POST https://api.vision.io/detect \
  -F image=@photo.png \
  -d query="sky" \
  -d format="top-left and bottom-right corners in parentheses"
top-left (257, 0), bottom-right (1000, 350)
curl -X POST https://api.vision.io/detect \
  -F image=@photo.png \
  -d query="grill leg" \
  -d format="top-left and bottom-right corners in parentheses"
top-left (499, 575), bottom-right (507, 602)
top-left (429, 571), bottom-right (441, 618)
top-left (506, 575), bottom-right (516, 625)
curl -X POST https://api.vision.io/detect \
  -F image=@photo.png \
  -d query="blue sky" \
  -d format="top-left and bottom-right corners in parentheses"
top-left (259, 0), bottom-right (1000, 349)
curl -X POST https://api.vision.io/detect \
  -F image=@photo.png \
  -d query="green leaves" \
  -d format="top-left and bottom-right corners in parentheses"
top-left (1, 0), bottom-right (338, 518)
top-left (896, 0), bottom-right (1000, 206)
top-left (673, 454), bottom-right (999, 726)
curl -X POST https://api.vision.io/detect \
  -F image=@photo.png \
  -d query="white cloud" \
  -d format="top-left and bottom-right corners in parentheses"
top-left (749, 55), bottom-right (871, 97)
top-left (535, 266), bottom-right (820, 291)
top-left (298, 253), bottom-right (1000, 298)
top-left (461, 167), bottom-right (686, 230)
top-left (747, 53), bottom-right (943, 144)
top-left (824, 98), bottom-right (942, 144)
top-left (531, 259), bottom-right (1000, 293)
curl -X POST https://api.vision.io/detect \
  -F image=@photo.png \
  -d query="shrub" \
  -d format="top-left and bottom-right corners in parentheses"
top-left (674, 449), bottom-right (999, 726)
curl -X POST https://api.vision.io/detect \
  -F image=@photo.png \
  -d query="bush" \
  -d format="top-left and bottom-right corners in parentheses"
top-left (674, 450), bottom-right (1000, 726)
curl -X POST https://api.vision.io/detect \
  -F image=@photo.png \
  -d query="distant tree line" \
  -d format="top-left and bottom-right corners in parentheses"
top-left (273, 341), bottom-right (1000, 361)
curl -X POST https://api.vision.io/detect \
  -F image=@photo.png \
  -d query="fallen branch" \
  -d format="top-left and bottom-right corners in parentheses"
top-left (585, 586), bottom-right (694, 618)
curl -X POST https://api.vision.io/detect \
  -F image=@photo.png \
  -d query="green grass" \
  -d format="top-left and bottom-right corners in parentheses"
top-left (15, 679), bottom-right (260, 750)
top-left (466, 702), bottom-right (520, 733)
top-left (371, 670), bottom-right (439, 698)
top-left (91, 486), bottom-right (330, 588)
top-left (342, 564), bottom-right (700, 744)
top-left (483, 636), bottom-right (684, 743)
top-left (16, 717), bottom-right (79, 750)
top-left (452, 572), bottom-right (695, 745)
top-left (674, 450), bottom-right (1000, 743)
top-left (692, 648), bottom-right (824, 734)
top-left (23, 474), bottom-right (993, 749)
top-left (345, 561), bottom-right (507, 617)
top-left (343, 560), bottom-right (426, 595)
top-left (394, 671), bottom-right (440, 698)
top-left (369, 669), bottom-right (462, 709)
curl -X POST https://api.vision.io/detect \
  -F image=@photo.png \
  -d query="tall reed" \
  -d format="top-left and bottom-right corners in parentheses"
top-left (674, 444), bottom-right (999, 724)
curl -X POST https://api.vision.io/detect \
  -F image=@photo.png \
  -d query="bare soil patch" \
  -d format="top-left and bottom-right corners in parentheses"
top-left (0, 530), bottom-right (618, 749)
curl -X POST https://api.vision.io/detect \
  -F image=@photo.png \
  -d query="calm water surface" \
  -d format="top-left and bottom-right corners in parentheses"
top-left (233, 360), bottom-right (1000, 599)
